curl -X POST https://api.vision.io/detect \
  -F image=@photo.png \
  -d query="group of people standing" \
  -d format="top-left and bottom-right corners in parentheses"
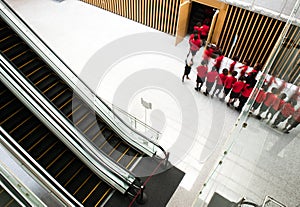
top-left (182, 34), bottom-right (300, 134)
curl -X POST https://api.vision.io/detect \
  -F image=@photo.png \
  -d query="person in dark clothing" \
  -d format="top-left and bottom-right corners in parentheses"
top-left (182, 60), bottom-right (193, 82)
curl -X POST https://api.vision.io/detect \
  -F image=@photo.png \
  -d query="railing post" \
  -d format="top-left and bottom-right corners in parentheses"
top-left (164, 152), bottom-right (170, 168)
top-left (137, 185), bottom-right (147, 204)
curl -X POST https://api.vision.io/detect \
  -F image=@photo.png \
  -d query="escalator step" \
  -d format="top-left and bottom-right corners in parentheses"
top-left (52, 88), bottom-right (73, 108)
top-left (43, 82), bottom-right (67, 101)
top-left (21, 60), bottom-right (46, 76)
top-left (64, 167), bottom-right (92, 194)
top-left (37, 142), bottom-right (65, 168)
top-left (55, 159), bottom-right (83, 186)
top-left (2, 42), bottom-right (27, 59)
top-left (28, 134), bottom-right (57, 160)
top-left (11, 50), bottom-right (36, 68)
top-left (47, 150), bottom-right (74, 176)
top-left (0, 35), bottom-right (20, 51)
top-left (83, 183), bottom-right (112, 206)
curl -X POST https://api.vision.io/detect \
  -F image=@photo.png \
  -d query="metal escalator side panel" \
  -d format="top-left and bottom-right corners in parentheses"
top-left (0, 162), bottom-right (47, 207)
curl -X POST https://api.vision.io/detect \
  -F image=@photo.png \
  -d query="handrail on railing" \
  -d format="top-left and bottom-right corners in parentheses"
top-left (0, 0), bottom-right (169, 162)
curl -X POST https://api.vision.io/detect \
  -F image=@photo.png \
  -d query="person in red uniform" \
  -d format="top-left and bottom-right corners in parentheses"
top-left (265, 93), bottom-right (287, 123)
top-left (250, 87), bottom-right (267, 113)
top-left (211, 68), bottom-right (228, 98)
top-left (238, 59), bottom-right (250, 77)
top-left (235, 73), bottom-right (257, 112)
top-left (227, 76), bottom-right (246, 107)
top-left (199, 19), bottom-right (210, 41)
top-left (229, 56), bottom-right (239, 74)
top-left (195, 60), bottom-right (208, 91)
top-left (283, 107), bottom-right (300, 133)
top-left (247, 62), bottom-right (262, 77)
top-left (203, 66), bottom-right (219, 96)
top-left (193, 22), bottom-right (202, 37)
top-left (220, 71), bottom-right (238, 101)
top-left (187, 32), bottom-right (202, 63)
top-left (256, 87), bottom-right (278, 120)
top-left (289, 86), bottom-right (300, 103)
top-left (202, 45), bottom-right (214, 63)
top-left (271, 100), bottom-right (297, 128)
top-left (214, 52), bottom-right (224, 72)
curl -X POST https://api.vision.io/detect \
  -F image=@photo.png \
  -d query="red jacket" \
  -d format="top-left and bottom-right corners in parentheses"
top-left (189, 35), bottom-right (201, 51)
top-left (224, 76), bottom-right (237, 89)
top-left (241, 84), bottom-right (253, 97)
top-left (255, 89), bottom-right (266, 103)
top-left (281, 103), bottom-right (295, 118)
top-left (214, 55), bottom-right (224, 69)
top-left (229, 61), bottom-right (236, 73)
top-left (217, 73), bottom-right (227, 85)
top-left (232, 81), bottom-right (245, 93)
top-left (271, 98), bottom-right (285, 111)
top-left (240, 65), bottom-right (249, 77)
top-left (200, 24), bottom-right (209, 36)
top-left (263, 93), bottom-right (277, 107)
top-left (292, 108), bottom-right (300, 122)
top-left (197, 65), bottom-right (208, 78)
top-left (206, 71), bottom-right (219, 83)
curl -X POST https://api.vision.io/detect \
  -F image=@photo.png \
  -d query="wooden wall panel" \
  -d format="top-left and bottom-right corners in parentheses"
top-left (81, 0), bottom-right (180, 35)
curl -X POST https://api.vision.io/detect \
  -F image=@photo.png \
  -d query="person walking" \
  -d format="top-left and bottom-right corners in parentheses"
top-left (195, 60), bottom-right (208, 92)
top-left (220, 70), bottom-right (238, 102)
top-left (203, 66), bottom-right (219, 96)
top-left (182, 59), bottom-right (193, 82)
top-left (211, 68), bottom-right (228, 98)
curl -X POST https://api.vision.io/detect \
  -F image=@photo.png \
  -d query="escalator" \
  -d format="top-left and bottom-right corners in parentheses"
top-left (0, 183), bottom-right (21, 207)
top-left (0, 81), bottom-right (113, 206)
top-left (0, 16), bottom-right (143, 172)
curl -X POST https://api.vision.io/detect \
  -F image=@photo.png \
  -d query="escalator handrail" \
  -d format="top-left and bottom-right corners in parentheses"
top-left (0, 127), bottom-right (81, 207)
top-left (0, 57), bottom-right (134, 193)
top-left (0, 161), bottom-right (47, 207)
top-left (0, 0), bottom-right (168, 160)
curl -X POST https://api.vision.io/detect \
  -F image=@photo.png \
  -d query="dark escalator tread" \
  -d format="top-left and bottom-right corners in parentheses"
top-left (20, 125), bottom-right (49, 150)
top-left (0, 35), bottom-right (20, 51)
top-left (70, 105), bottom-right (90, 124)
top-left (118, 148), bottom-right (139, 169)
top-left (21, 60), bottom-right (46, 75)
top-left (2, 42), bottom-right (28, 59)
top-left (47, 150), bottom-right (74, 176)
top-left (64, 167), bottom-right (92, 194)
top-left (11, 50), bottom-right (36, 68)
top-left (36, 74), bottom-right (61, 93)
top-left (55, 159), bottom-right (84, 185)
top-left (37, 142), bottom-right (66, 168)
top-left (0, 107), bottom-right (28, 131)
top-left (76, 112), bottom-right (96, 132)
top-left (9, 116), bottom-right (40, 140)
top-left (0, 189), bottom-right (15, 207)
top-left (26, 67), bottom-right (51, 84)
top-left (43, 82), bottom-right (67, 100)
top-left (83, 183), bottom-right (112, 207)
top-left (49, 85), bottom-right (72, 107)
top-left (83, 120), bottom-right (106, 141)
top-left (28, 134), bottom-right (58, 160)
top-left (0, 27), bottom-right (12, 39)
top-left (109, 142), bottom-right (128, 161)
top-left (60, 96), bottom-right (82, 117)
top-left (75, 174), bottom-right (110, 205)
top-left (100, 135), bottom-right (120, 155)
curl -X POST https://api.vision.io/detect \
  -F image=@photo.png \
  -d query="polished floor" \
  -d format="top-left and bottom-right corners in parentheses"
top-left (2, 0), bottom-right (300, 206)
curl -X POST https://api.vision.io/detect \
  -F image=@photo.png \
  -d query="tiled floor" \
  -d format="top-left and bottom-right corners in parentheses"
top-left (2, 0), bottom-right (300, 206)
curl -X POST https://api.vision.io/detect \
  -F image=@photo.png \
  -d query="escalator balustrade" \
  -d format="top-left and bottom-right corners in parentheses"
top-left (0, 17), bottom-right (142, 171)
top-left (0, 82), bottom-right (113, 206)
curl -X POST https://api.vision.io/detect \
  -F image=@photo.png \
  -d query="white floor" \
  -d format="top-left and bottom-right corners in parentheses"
top-left (2, 0), bottom-right (300, 206)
